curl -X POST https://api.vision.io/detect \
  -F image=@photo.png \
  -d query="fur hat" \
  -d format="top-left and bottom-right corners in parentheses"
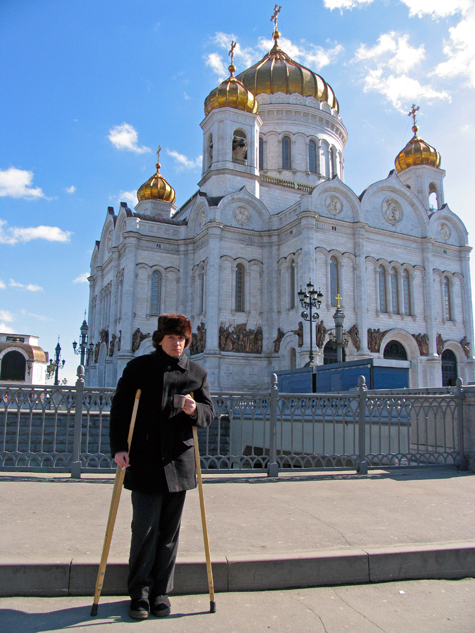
top-left (152, 313), bottom-right (192, 348)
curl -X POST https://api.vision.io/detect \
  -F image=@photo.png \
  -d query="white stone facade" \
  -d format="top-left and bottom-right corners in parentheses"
top-left (86, 81), bottom-right (475, 391)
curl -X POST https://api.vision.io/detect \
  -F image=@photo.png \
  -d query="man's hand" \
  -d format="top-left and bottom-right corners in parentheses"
top-left (114, 451), bottom-right (130, 468)
top-left (183, 394), bottom-right (197, 417)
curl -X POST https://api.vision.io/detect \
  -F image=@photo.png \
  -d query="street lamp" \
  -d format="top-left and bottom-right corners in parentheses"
top-left (46, 338), bottom-right (66, 385)
top-left (298, 280), bottom-right (323, 366)
top-left (73, 314), bottom-right (89, 366)
top-left (329, 294), bottom-right (350, 363)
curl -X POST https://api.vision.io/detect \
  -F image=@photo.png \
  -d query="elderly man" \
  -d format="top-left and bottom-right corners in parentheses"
top-left (110, 314), bottom-right (214, 620)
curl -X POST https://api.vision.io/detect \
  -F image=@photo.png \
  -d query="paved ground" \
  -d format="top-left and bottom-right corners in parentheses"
top-left (1, 579), bottom-right (474, 633)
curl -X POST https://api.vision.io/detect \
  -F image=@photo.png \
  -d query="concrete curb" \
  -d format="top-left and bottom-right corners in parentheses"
top-left (1, 543), bottom-right (474, 597)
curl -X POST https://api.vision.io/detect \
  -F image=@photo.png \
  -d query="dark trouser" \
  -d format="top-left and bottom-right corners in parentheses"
top-left (128, 489), bottom-right (186, 601)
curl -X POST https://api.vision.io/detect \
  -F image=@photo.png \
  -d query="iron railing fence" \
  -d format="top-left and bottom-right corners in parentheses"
top-left (0, 369), bottom-right (466, 477)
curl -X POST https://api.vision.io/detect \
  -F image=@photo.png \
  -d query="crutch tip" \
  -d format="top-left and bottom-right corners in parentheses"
top-left (90, 604), bottom-right (98, 617)
top-left (210, 601), bottom-right (216, 613)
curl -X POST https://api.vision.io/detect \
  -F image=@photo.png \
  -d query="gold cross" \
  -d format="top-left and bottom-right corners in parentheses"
top-left (271, 4), bottom-right (282, 32)
top-left (156, 145), bottom-right (162, 171)
top-left (408, 104), bottom-right (419, 128)
top-left (229, 40), bottom-right (236, 66)
top-left (335, 293), bottom-right (342, 308)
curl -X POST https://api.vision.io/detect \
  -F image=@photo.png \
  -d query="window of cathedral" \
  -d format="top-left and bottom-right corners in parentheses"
top-left (289, 259), bottom-right (296, 309)
top-left (235, 263), bottom-right (245, 312)
top-left (199, 269), bottom-right (205, 315)
top-left (383, 340), bottom-right (407, 360)
top-left (150, 270), bottom-right (162, 316)
top-left (379, 267), bottom-right (387, 313)
top-left (0, 350), bottom-right (26, 381)
top-left (441, 349), bottom-right (457, 386)
top-left (324, 340), bottom-right (346, 364)
top-left (232, 130), bottom-right (247, 164)
top-left (429, 182), bottom-right (438, 211)
top-left (330, 257), bottom-right (339, 306)
top-left (290, 347), bottom-right (296, 369)
top-left (443, 277), bottom-right (452, 321)
top-left (391, 268), bottom-right (399, 313)
top-left (259, 137), bottom-right (264, 171)
top-left (309, 140), bottom-right (317, 174)
top-left (282, 136), bottom-right (291, 170)
top-left (403, 269), bottom-right (411, 316)
top-left (329, 147), bottom-right (336, 178)
top-left (208, 133), bottom-right (213, 170)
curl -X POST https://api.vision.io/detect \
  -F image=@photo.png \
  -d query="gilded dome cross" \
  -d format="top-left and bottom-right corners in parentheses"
top-left (156, 145), bottom-right (162, 172)
top-left (408, 104), bottom-right (420, 129)
top-left (271, 5), bottom-right (282, 33)
top-left (229, 40), bottom-right (236, 66)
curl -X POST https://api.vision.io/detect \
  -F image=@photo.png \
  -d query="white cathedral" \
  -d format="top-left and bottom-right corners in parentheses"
top-left (86, 21), bottom-right (475, 391)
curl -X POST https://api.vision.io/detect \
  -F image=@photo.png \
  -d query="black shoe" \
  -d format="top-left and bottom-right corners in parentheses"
top-left (128, 599), bottom-right (150, 620)
top-left (151, 595), bottom-right (171, 618)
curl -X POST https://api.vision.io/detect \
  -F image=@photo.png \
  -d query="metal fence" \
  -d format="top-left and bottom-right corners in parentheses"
top-left (0, 369), bottom-right (465, 477)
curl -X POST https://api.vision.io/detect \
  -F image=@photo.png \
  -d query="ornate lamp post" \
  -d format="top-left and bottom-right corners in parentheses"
top-left (329, 294), bottom-right (350, 363)
top-left (298, 280), bottom-right (323, 366)
top-left (73, 315), bottom-right (89, 366)
top-left (46, 339), bottom-right (66, 385)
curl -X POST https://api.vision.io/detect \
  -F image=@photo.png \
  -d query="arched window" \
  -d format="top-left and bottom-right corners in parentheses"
top-left (379, 268), bottom-right (387, 313)
top-left (330, 257), bottom-right (339, 306)
top-left (403, 269), bottom-right (411, 316)
top-left (323, 341), bottom-right (346, 365)
top-left (329, 147), bottom-right (335, 178)
top-left (444, 277), bottom-right (452, 320)
top-left (309, 140), bottom-right (317, 174)
top-left (441, 349), bottom-right (457, 386)
top-left (0, 351), bottom-right (26, 381)
top-left (207, 133), bottom-right (213, 169)
top-left (259, 137), bottom-right (264, 171)
top-left (391, 268), bottom-right (399, 314)
top-left (150, 271), bottom-right (162, 316)
top-left (235, 264), bottom-right (245, 312)
top-left (199, 269), bottom-right (205, 315)
top-left (289, 347), bottom-right (296, 369)
top-left (282, 136), bottom-right (291, 170)
top-left (383, 340), bottom-right (407, 360)
top-left (232, 130), bottom-right (247, 164)
top-left (289, 259), bottom-right (296, 309)
top-left (429, 182), bottom-right (438, 211)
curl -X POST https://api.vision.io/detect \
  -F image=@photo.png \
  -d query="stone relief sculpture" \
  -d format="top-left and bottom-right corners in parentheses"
top-left (219, 323), bottom-right (263, 353)
top-left (460, 336), bottom-right (470, 358)
top-left (367, 328), bottom-right (388, 353)
top-left (132, 328), bottom-right (151, 353)
top-left (117, 330), bottom-right (122, 352)
top-left (315, 320), bottom-right (327, 348)
top-left (99, 328), bottom-right (109, 349)
top-left (108, 333), bottom-right (117, 357)
top-left (382, 198), bottom-right (403, 225)
top-left (347, 324), bottom-right (361, 351)
top-left (273, 327), bottom-right (285, 353)
top-left (413, 333), bottom-right (429, 356)
top-left (439, 223), bottom-right (451, 240)
top-left (94, 342), bottom-right (100, 363)
top-left (325, 195), bottom-right (342, 216)
top-left (292, 322), bottom-right (304, 348)
top-left (190, 322), bottom-right (206, 355)
top-left (436, 333), bottom-right (445, 356)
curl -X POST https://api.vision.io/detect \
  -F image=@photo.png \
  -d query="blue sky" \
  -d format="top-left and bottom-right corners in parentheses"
top-left (1, 0), bottom-right (475, 383)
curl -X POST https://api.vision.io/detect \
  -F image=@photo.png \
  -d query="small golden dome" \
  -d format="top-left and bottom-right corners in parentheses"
top-left (235, 31), bottom-right (339, 112)
top-left (395, 125), bottom-right (441, 173)
top-left (204, 64), bottom-right (259, 116)
top-left (137, 147), bottom-right (176, 203)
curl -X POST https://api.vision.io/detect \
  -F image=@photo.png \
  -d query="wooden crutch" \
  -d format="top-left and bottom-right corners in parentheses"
top-left (192, 424), bottom-right (216, 613)
top-left (91, 389), bottom-right (141, 616)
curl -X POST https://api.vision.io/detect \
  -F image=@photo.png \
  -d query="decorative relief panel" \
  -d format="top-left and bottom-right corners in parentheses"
top-left (234, 207), bottom-right (251, 226)
top-left (439, 222), bottom-right (451, 241)
top-left (325, 195), bottom-right (342, 216)
top-left (382, 198), bottom-right (403, 225)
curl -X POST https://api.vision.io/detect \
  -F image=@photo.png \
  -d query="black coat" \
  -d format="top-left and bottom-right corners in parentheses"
top-left (109, 349), bottom-right (214, 493)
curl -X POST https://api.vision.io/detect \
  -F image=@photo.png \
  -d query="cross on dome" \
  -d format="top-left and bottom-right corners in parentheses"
top-left (271, 4), bottom-right (282, 34)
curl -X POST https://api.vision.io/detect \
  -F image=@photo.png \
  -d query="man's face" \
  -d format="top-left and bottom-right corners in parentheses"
top-left (159, 334), bottom-right (186, 357)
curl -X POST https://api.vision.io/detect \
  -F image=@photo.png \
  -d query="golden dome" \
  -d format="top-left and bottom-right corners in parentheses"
top-left (137, 147), bottom-right (176, 203)
top-left (235, 31), bottom-right (339, 112)
top-left (204, 63), bottom-right (259, 116)
top-left (395, 125), bottom-right (441, 173)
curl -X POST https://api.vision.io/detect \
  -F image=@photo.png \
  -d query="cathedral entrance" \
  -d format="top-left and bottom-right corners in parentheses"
top-left (323, 341), bottom-right (346, 365)
top-left (0, 351), bottom-right (26, 381)
top-left (441, 349), bottom-right (458, 386)
top-left (383, 340), bottom-right (407, 360)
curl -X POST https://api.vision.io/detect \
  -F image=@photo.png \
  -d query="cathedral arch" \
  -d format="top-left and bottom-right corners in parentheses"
top-left (383, 340), bottom-right (407, 360)
top-left (308, 138), bottom-right (318, 174)
top-left (0, 350), bottom-right (26, 381)
top-left (441, 348), bottom-right (457, 386)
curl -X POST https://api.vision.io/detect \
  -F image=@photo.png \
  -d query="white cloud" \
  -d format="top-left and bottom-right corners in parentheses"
top-left (0, 167), bottom-right (46, 199)
top-left (0, 220), bottom-right (72, 245)
top-left (0, 279), bottom-right (6, 289)
top-left (65, 185), bottom-right (76, 194)
top-left (352, 31), bottom-right (450, 110)
top-left (0, 310), bottom-right (14, 323)
top-left (73, 273), bottom-right (90, 284)
top-left (0, 323), bottom-right (15, 334)
top-left (324, 0), bottom-right (374, 9)
top-left (399, 0), bottom-right (471, 18)
top-left (9, 279), bottom-right (43, 292)
top-left (20, 309), bottom-right (54, 322)
top-left (432, 11), bottom-right (475, 88)
top-left (205, 52), bottom-right (229, 81)
top-left (166, 149), bottom-right (202, 170)
top-left (108, 123), bottom-right (151, 154)
top-left (118, 190), bottom-right (138, 208)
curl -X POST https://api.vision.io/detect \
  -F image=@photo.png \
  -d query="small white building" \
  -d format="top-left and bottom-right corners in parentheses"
top-left (86, 25), bottom-right (475, 391)
top-left (0, 333), bottom-right (49, 385)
